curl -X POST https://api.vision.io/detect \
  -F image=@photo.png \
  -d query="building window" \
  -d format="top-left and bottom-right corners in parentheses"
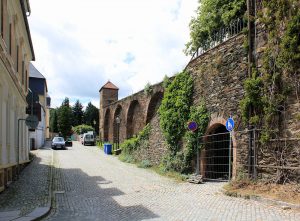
top-left (1, 0), bottom-right (3, 38)
top-left (3, 0), bottom-right (9, 50)
top-left (21, 60), bottom-right (24, 85)
top-left (16, 45), bottom-right (19, 72)
top-left (9, 23), bottom-right (11, 54)
top-left (25, 70), bottom-right (28, 90)
top-left (0, 84), bottom-right (2, 144)
top-left (6, 98), bottom-right (9, 146)
top-left (0, 0), bottom-right (2, 38)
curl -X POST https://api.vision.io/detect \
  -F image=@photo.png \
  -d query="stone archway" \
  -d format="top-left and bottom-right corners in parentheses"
top-left (146, 92), bottom-right (163, 124)
top-left (104, 109), bottom-right (111, 142)
top-left (200, 117), bottom-right (237, 180)
top-left (126, 100), bottom-right (144, 138)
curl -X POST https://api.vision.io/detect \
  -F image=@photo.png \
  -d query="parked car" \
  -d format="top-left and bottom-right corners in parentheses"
top-left (82, 133), bottom-right (95, 146)
top-left (65, 137), bottom-right (72, 147)
top-left (51, 137), bottom-right (66, 150)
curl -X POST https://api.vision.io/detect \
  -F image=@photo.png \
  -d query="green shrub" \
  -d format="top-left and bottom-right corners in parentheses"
top-left (72, 124), bottom-right (94, 134)
top-left (138, 160), bottom-right (152, 168)
top-left (159, 71), bottom-right (193, 152)
top-left (119, 154), bottom-right (135, 164)
top-left (144, 83), bottom-right (153, 96)
top-left (120, 124), bottom-right (151, 154)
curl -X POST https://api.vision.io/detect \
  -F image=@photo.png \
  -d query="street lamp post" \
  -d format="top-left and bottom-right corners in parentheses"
top-left (93, 120), bottom-right (96, 133)
top-left (115, 116), bottom-right (120, 151)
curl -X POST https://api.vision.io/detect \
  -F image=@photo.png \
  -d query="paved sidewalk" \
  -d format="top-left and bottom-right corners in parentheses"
top-left (0, 143), bottom-right (53, 221)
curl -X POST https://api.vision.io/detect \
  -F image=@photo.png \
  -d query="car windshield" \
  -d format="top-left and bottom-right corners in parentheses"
top-left (85, 134), bottom-right (93, 139)
top-left (53, 137), bottom-right (64, 142)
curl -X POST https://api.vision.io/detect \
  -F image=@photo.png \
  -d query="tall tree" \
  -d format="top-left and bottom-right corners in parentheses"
top-left (84, 102), bottom-right (99, 135)
top-left (57, 97), bottom-right (73, 138)
top-left (50, 108), bottom-right (59, 133)
top-left (72, 100), bottom-right (84, 126)
top-left (184, 0), bottom-right (246, 55)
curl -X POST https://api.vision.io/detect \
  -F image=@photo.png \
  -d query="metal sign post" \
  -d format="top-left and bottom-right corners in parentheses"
top-left (226, 117), bottom-right (234, 180)
top-left (229, 131), bottom-right (232, 180)
top-left (188, 121), bottom-right (199, 175)
top-left (187, 121), bottom-right (203, 184)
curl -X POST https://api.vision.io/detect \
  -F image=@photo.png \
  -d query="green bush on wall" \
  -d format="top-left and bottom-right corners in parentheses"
top-left (159, 70), bottom-right (193, 153)
top-left (120, 124), bottom-right (151, 154)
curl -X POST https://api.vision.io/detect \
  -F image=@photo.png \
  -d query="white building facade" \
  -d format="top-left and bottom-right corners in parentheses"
top-left (0, 0), bottom-right (34, 192)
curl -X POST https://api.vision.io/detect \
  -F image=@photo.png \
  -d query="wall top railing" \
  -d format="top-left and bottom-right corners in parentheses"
top-left (191, 18), bottom-right (247, 61)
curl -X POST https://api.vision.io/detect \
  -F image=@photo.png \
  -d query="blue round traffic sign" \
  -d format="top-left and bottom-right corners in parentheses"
top-left (188, 121), bottom-right (198, 132)
top-left (226, 118), bottom-right (234, 131)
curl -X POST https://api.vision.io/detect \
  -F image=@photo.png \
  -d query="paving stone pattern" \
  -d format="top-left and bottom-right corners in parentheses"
top-left (0, 146), bottom-right (52, 217)
top-left (45, 142), bottom-right (300, 221)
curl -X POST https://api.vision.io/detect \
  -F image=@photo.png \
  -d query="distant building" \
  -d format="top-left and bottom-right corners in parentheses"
top-left (29, 63), bottom-right (51, 149)
top-left (0, 0), bottom-right (35, 192)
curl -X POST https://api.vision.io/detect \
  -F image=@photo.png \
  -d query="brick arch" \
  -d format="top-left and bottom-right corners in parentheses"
top-left (113, 105), bottom-right (125, 143)
top-left (126, 100), bottom-right (144, 138)
top-left (200, 116), bottom-right (237, 180)
top-left (145, 91), bottom-right (163, 124)
top-left (103, 108), bottom-right (111, 142)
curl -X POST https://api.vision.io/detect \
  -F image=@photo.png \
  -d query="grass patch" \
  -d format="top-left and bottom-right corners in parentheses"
top-left (118, 154), bottom-right (135, 164)
top-left (137, 160), bottom-right (152, 168)
top-left (224, 180), bottom-right (300, 205)
top-left (152, 165), bottom-right (188, 182)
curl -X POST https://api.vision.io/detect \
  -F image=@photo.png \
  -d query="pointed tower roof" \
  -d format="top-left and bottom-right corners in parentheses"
top-left (99, 81), bottom-right (119, 92)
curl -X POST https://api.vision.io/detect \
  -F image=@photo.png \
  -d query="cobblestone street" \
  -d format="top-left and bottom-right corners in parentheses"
top-left (44, 141), bottom-right (300, 221)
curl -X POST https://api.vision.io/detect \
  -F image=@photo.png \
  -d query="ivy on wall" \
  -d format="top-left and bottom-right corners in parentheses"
top-left (158, 71), bottom-right (193, 152)
top-left (240, 0), bottom-right (300, 143)
top-left (159, 71), bottom-right (209, 173)
top-left (120, 124), bottom-right (151, 154)
top-left (184, 102), bottom-right (210, 166)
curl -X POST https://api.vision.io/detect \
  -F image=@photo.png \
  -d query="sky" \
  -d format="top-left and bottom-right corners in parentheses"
top-left (28, 0), bottom-right (198, 108)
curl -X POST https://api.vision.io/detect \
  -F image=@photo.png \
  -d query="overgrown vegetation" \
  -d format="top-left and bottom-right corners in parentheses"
top-left (238, 0), bottom-right (300, 184)
top-left (185, 0), bottom-right (247, 55)
top-left (144, 82), bottom-right (153, 96)
top-left (158, 71), bottom-right (209, 173)
top-left (119, 124), bottom-right (151, 156)
top-left (162, 75), bottom-right (171, 88)
top-left (72, 124), bottom-right (95, 135)
top-left (240, 0), bottom-right (300, 144)
top-left (158, 71), bottom-right (193, 152)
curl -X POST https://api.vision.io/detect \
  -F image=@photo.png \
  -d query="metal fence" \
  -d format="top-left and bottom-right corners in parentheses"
top-left (199, 131), bottom-right (233, 181)
top-left (197, 128), bottom-right (300, 183)
top-left (191, 18), bottom-right (247, 61)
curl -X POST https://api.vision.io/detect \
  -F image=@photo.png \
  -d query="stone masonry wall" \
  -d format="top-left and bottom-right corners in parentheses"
top-left (186, 33), bottom-right (249, 177)
top-left (100, 29), bottom-right (299, 180)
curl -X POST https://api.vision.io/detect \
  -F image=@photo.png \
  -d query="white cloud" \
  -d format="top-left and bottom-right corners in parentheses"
top-left (28, 0), bottom-right (198, 108)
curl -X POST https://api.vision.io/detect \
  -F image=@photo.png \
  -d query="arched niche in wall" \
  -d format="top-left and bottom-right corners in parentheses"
top-left (146, 91), bottom-right (163, 124)
top-left (113, 105), bottom-right (124, 143)
top-left (103, 108), bottom-right (111, 142)
top-left (126, 100), bottom-right (144, 138)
